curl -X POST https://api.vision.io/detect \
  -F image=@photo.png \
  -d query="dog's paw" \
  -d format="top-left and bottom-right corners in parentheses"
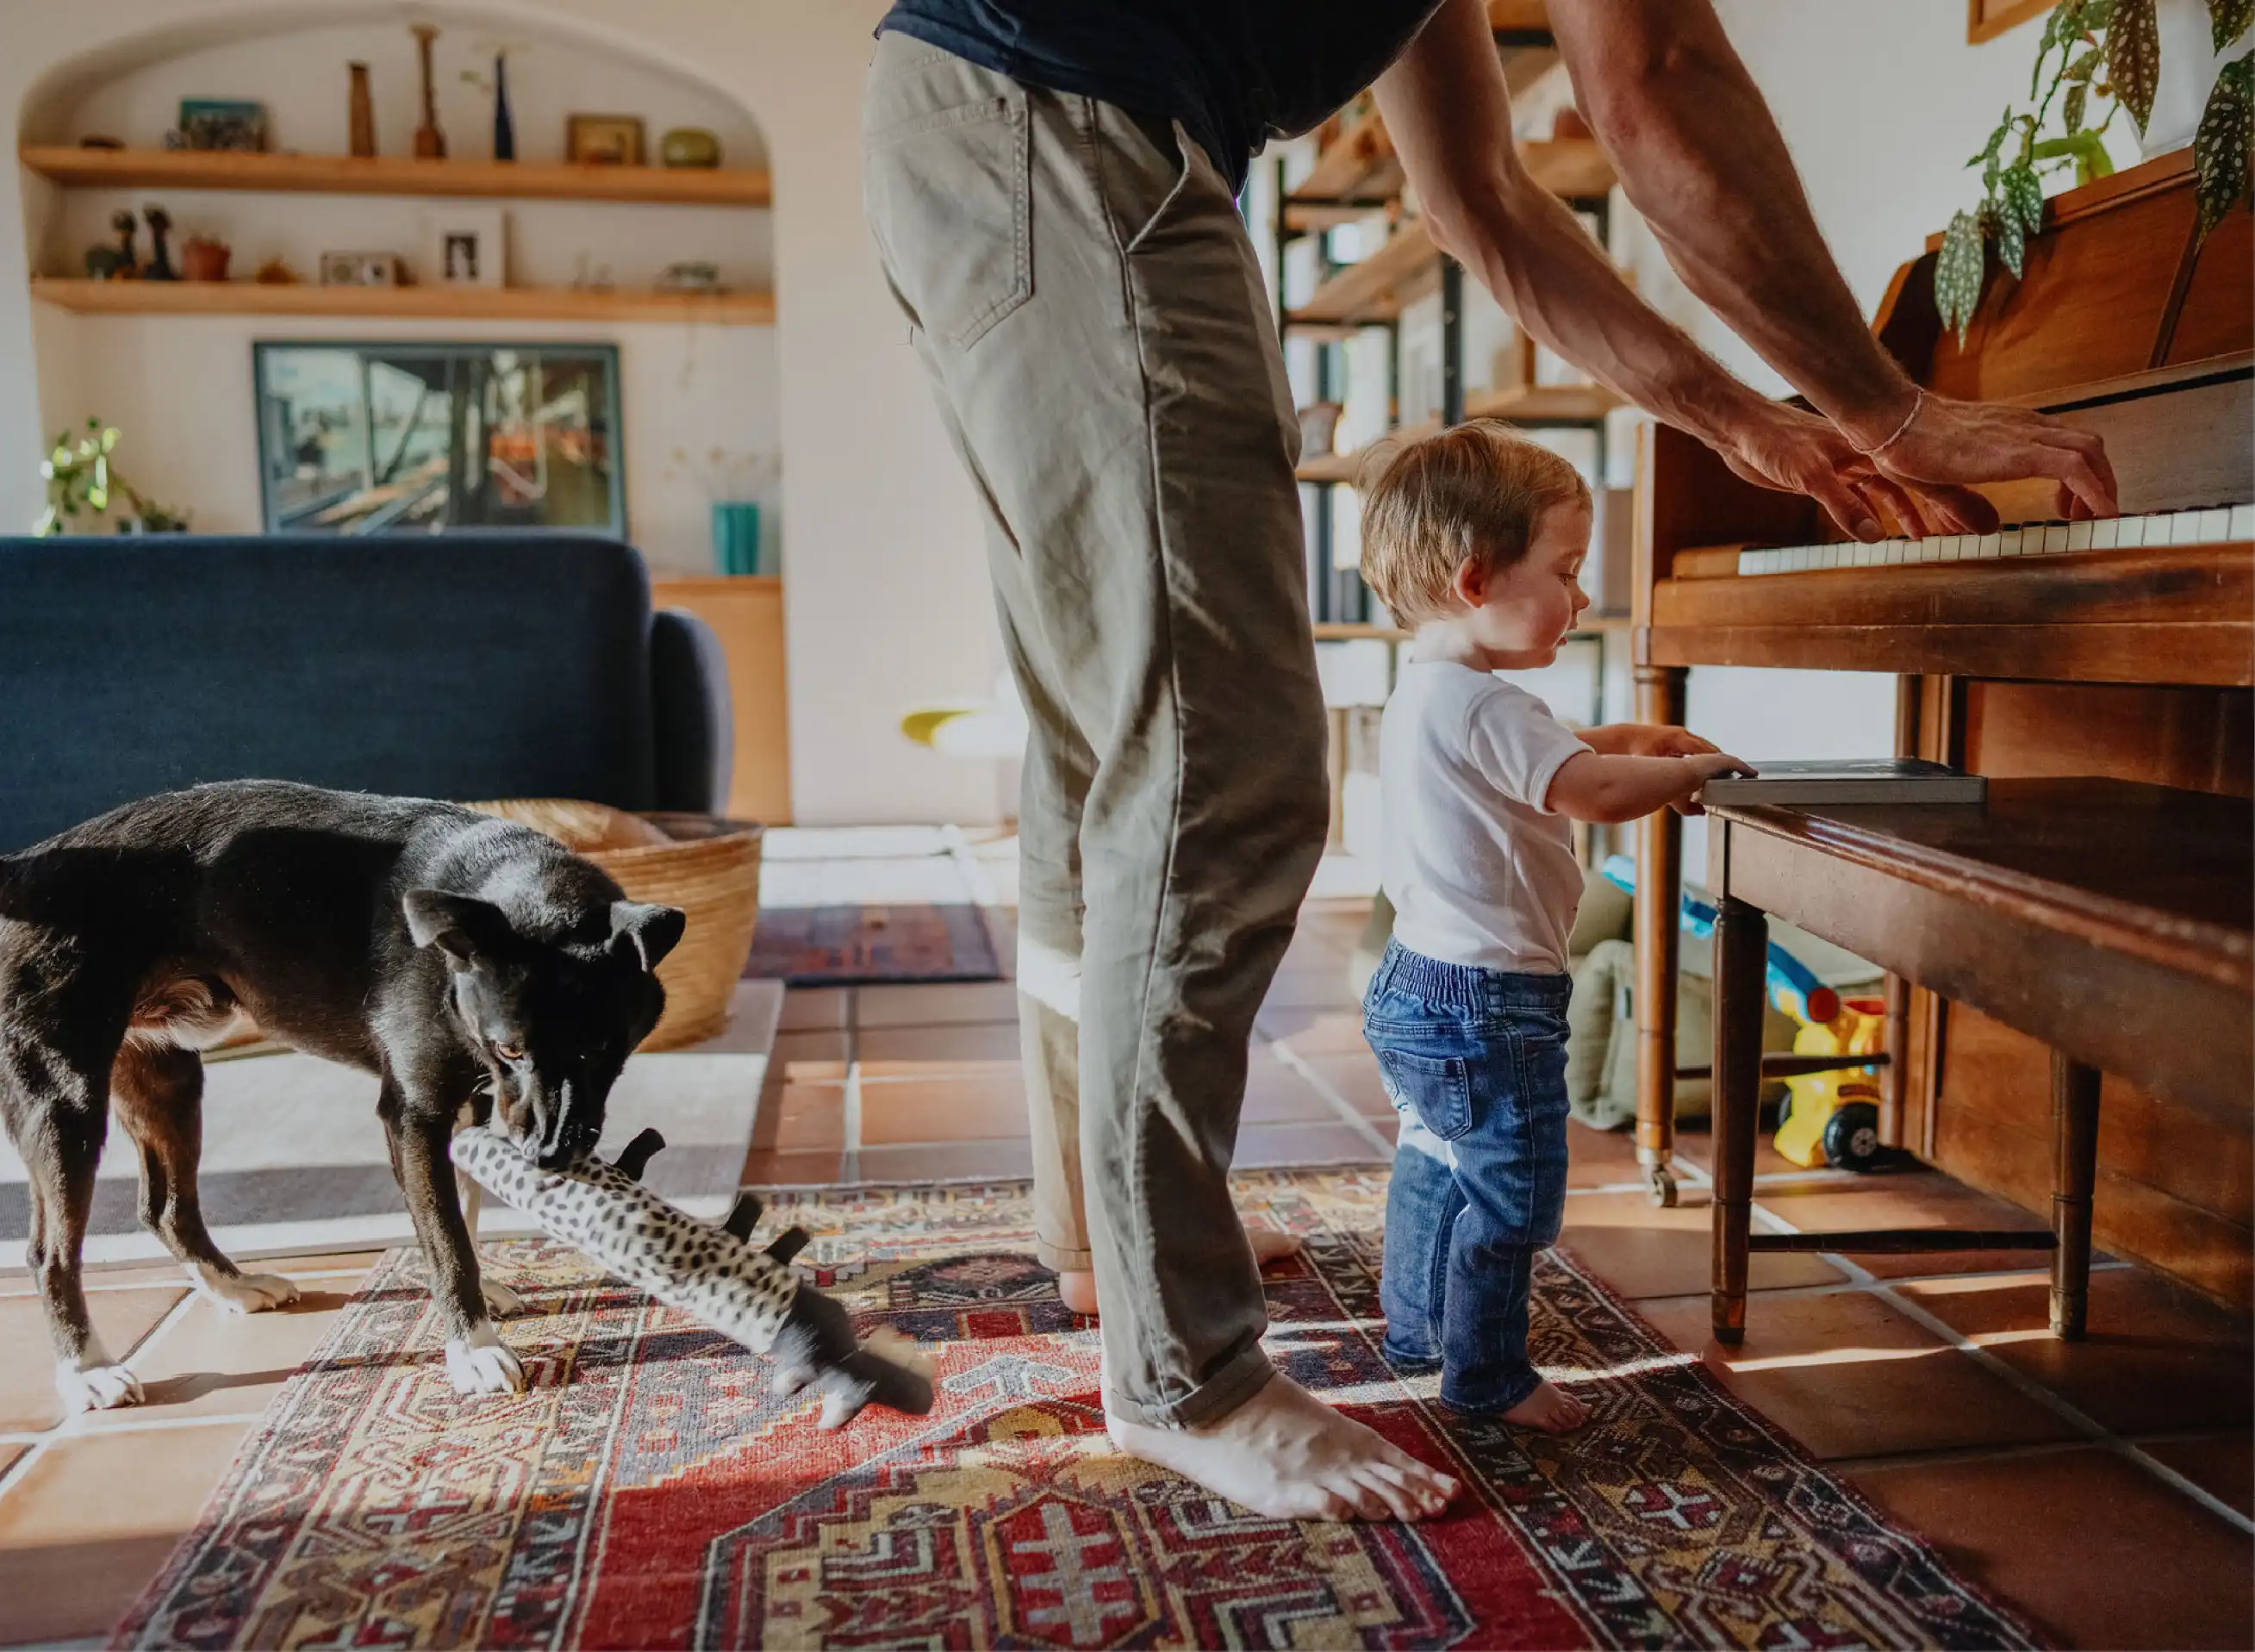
top-left (189, 1263), bottom-right (302, 1314)
top-left (444, 1323), bottom-right (526, 1397)
top-left (479, 1277), bottom-right (526, 1318)
top-left (57, 1359), bottom-right (143, 1413)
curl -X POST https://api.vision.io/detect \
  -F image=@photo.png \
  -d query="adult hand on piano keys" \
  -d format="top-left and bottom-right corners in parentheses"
top-left (1852, 390), bottom-right (2121, 527)
top-left (1714, 400), bottom-right (1998, 544)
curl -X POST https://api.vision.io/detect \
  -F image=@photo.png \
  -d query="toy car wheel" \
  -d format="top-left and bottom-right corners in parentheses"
top-left (1822, 1101), bottom-right (1884, 1172)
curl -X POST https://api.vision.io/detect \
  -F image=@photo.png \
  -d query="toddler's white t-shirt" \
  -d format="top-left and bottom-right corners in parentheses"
top-left (1380, 660), bottom-right (1592, 974)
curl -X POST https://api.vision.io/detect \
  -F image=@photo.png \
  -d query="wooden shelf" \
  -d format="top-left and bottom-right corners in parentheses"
top-left (1286, 220), bottom-right (1441, 327)
top-left (28, 275), bottom-right (775, 325)
top-left (1286, 134), bottom-right (1612, 220)
top-left (18, 145), bottom-right (772, 207)
top-left (1465, 382), bottom-right (1623, 421)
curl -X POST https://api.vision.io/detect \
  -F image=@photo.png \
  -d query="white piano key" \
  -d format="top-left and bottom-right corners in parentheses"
top-left (1816, 544), bottom-right (1842, 570)
top-left (1791, 545), bottom-right (1813, 571)
top-left (2090, 517), bottom-right (2119, 550)
top-left (2042, 524), bottom-right (2071, 554)
top-left (2115, 515), bottom-right (2146, 548)
top-left (1938, 534), bottom-right (1965, 561)
top-left (2171, 510), bottom-right (2202, 545)
top-left (2198, 507), bottom-right (2230, 543)
top-left (1977, 532), bottom-right (2004, 560)
top-left (2231, 503), bottom-right (2254, 539)
top-left (1996, 527), bottom-right (2028, 556)
top-left (2066, 521), bottom-right (2093, 552)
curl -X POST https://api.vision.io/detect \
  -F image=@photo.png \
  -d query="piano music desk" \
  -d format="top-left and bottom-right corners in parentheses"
top-left (1705, 779), bottom-right (2252, 1344)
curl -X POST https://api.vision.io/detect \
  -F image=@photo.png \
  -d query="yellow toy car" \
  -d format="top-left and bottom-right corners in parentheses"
top-left (1772, 994), bottom-right (1889, 1171)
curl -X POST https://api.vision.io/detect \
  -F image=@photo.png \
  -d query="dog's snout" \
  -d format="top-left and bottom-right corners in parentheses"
top-left (528, 1077), bottom-right (599, 1170)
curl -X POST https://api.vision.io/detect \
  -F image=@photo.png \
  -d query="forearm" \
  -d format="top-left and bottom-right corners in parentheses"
top-left (1374, 0), bottom-right (1766, 450)
top-left (1550, 0), bottom-right (1918, 443)
top-left (1578, 723), bottom-right (1660, 756)
top-left (1544, 751), bottom-right (1700, 824)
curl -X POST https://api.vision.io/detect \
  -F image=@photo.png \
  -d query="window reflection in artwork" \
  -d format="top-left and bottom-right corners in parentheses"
top-left (253, 342), bottom-right (625, 536)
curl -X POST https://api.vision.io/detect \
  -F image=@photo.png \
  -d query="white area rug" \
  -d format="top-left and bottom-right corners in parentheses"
top-left (0, 980), bottom-right (782, 1271)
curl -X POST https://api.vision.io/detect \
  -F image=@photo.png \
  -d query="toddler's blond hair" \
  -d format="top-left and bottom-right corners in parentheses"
top-left (1355, 420), bottom-right (1592, 624)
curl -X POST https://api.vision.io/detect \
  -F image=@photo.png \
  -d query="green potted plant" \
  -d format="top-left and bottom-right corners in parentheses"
top-left (1937, 0), bottom-right (2252, 336)
top-left (34, 417), bottom-right (191, 535)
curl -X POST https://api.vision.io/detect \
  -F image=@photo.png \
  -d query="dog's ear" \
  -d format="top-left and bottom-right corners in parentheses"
top-left (610, 901), bottom-right (687, 972)
top-left (404, 889), bottom-right (512, 969)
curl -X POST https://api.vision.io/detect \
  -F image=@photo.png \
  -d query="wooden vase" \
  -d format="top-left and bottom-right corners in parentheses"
top-left (412, 24), bottom-right (445, 159)
top-left (347, 62), bottom-right (376, 158)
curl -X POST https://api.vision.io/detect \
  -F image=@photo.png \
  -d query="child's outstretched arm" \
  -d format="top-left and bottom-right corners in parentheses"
top-left (1546, 749), bottom-right (1752, 824)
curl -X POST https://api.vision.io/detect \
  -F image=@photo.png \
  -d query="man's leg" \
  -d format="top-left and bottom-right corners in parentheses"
top-left (863, 36), bottom-right (1455, 1520)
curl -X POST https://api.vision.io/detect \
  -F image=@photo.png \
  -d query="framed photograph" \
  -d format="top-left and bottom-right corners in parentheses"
top-left (319, 251), bottom-right (402, 287)
top-left (178, 97), bottom-right (267, 152)
top-left (1968, 0), bottom-right (2051, 41)
top-left (422, 209), bottom-right (507, 289)
top-left (567, 114), bottom-right (646, 166)
top-left (253, 341), bottom-right (626, 539)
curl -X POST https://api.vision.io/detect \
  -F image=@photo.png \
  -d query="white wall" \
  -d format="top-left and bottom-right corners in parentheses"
top-left (2, 0), bottom-right (1001, 826)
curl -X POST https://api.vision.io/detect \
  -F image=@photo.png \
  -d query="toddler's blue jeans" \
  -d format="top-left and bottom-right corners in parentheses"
top-left (1362, 938), bottom-right (1573, 1413)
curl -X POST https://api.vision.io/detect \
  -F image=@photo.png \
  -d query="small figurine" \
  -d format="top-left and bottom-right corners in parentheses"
top-left (107, 209), bottom-right (139, 278)
top-left (142, 206), bottom-right (178, 280)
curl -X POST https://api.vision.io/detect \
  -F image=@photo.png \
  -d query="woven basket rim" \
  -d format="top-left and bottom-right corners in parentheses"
top-left (581, 820), bottom-right (764, 867)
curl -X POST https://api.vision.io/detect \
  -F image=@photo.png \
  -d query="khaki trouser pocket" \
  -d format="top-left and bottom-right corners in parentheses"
top-left (865, 91), bottom-right (1031, 350)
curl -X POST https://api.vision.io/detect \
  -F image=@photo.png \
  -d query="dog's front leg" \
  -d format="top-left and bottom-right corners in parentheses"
top-left (387, 1100), bottom-right (525, 1398)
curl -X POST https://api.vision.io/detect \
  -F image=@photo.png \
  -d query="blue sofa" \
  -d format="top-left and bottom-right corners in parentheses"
top-left (0, 533), bottom-right (732, 853)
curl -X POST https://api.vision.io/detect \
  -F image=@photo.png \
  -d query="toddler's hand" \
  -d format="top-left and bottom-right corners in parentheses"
top-left (1634, 725), bottom-right (1720, 758)
top-left (1673, 751), bottom-right (1755, 815)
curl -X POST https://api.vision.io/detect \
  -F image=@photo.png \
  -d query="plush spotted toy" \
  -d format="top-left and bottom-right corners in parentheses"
top-left (450, 1125), bottom-right (935, 1428)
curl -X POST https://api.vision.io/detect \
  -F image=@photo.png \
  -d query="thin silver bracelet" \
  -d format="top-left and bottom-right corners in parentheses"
top-left (1856, 387), bottom-right (1926, 457)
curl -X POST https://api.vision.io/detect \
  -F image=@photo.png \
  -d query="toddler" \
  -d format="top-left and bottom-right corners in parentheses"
top-left (1357, 421), bottom-right (1748, 1431)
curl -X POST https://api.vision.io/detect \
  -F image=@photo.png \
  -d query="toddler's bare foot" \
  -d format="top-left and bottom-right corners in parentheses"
top-left (1057, 1226), bottom-right (1302, 1318)
top-left (1498, 1378), bottom-right (1588, 1433)
top-left (1107, 1369), bottom-right (1459, 1523)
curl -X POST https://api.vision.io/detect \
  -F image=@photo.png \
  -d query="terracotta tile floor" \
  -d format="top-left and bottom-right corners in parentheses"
top-left (1, 889), bottom-right (2247, 1649)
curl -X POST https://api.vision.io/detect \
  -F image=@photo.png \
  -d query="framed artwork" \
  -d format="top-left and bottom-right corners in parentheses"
top-left (423, 208), bottom-right (508, 288)
top-left (1969, 0), bottom-right (2054, 43)
top-left (177, 97), bottom-right (267, 151)
top-left (253, 341), bottom-right (626, 538)
top-left (567, 114), bottom-right (646, 166)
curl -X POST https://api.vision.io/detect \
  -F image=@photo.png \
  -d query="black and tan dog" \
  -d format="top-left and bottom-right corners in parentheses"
top-left (0, 780), bottom-right (682, 1412)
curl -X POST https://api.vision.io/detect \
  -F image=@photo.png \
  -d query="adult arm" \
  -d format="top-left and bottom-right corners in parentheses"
top-left (1546, 0), bottom-right (2115, 520)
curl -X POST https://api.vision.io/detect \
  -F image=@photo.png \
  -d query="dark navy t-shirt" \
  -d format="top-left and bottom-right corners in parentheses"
top-left (875, 1), bottom-right (1448, 193)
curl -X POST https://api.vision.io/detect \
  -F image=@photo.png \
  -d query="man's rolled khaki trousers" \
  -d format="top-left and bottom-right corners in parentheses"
top-left (863, 34), bottom-right (1330, 1427)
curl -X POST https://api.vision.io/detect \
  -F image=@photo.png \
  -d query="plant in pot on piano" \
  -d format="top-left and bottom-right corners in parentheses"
top-left (32, 417), bottom-right (190, 536)
top-left (1936, 0), bottom-right (2252, 338)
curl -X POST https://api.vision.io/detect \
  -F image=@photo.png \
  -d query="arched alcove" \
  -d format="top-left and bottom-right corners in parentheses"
top-left (17, 3), bottom-right (780, 577)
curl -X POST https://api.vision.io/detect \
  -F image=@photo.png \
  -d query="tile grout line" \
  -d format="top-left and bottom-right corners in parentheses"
top-left (1267, 1041), bottom-right (1395, 1159)
top-left (1742, 1193), bottom-right (2255, 1538)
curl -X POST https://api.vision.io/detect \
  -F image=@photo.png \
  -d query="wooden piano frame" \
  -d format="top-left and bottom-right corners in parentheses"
top-left (1629, 151), bottom-right (2253, 1315)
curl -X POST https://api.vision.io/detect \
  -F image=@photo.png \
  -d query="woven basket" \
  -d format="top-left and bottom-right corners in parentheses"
top-left (467, 802), bottom-right (764, 1052)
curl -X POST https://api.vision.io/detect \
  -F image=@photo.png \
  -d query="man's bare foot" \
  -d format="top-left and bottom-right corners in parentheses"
top-left (1497, 1378), bottom-right (1588, 1433)
top-left (1058, 1227), bottom-right (1302, 1318)
top-left (1108, 1370), bottom-right (1460, 1522)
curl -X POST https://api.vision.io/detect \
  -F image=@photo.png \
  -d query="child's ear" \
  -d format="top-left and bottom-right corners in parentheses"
top-left (1451, 555), bottom-right (1489, 608)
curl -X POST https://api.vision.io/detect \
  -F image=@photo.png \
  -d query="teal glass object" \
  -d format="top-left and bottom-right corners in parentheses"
top-left (712, 501), bottom-right (762, 576)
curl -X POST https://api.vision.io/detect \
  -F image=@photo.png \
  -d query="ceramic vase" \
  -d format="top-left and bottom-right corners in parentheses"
top-left (712, 502), bottom-right (763, 576)
top-left (348, 63), bottom-right (376, 158)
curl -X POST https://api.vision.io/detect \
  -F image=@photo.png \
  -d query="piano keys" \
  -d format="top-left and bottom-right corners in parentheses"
top-left (1726, 503), bottom-right (2255, 576)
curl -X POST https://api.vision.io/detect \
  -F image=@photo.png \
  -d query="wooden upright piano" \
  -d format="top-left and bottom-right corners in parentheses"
top-left (1629, 151), bottom-right (2253, 1330)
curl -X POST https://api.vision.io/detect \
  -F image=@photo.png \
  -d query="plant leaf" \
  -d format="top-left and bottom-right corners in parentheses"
top-left (2209, 0), bottom-right (2253, 52)
top-left (2065, 81), bottom-right (2089, 131)
top-left (2195, 52), bottom-right (2255, 234)
top-left (2109, 0), bottom-right (2161, 134)
top-left (2085, 0), bottom-right (2116, 26)
top-left (1935, 209), bottom-right (1988, 341)
top-left (1997, 202), bottom-right (2028, 277)
top-left (2065, 45), bottom-right (2102, 80)
top-left (2003, 162), bottom-right (2047, 235)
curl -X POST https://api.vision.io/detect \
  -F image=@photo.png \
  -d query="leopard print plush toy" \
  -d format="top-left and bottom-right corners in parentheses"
top-left (450, 1125), bottom-right (935, 1428)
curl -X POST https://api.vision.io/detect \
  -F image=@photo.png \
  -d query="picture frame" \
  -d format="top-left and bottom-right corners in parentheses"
top-left (318, 251), bottom-right (402, 288)
top-left (566, 113), bottom-right (646, 166)
top-left (1968, 0), bottom-right (2051, 43)
top-left (422, 209), bottom-right (508, 289)
top-left (177, 97), bottom-right (267, 153)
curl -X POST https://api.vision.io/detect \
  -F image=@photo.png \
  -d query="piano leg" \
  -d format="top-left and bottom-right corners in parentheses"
top-left (1634, 663), bottom-right (1687, 1206)
top-left (2050, 1052), bottom-right (2102, 1340)
top-left (1710, 893), bottom-right (1767, 1346)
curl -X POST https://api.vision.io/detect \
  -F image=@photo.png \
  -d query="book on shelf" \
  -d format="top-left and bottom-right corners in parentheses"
top-left (1697, 758), bottom-right (1988, 807)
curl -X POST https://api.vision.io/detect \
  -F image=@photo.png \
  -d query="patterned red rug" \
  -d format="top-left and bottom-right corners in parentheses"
top-left (114, 1171), bottom-right (2035, 1649)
